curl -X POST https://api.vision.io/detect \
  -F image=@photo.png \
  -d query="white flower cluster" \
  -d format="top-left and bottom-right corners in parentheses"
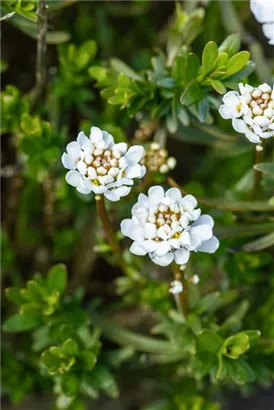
top-left (121, 186), bottom-right (219, 267)
top-left (250, 0), bottom-right (274, 45)
top-left (62, 127), bottom-right (146, 201)
top-left (219, 83), bottom-right (274, 145)
top-left (141, 142), bottom-right (176, 174)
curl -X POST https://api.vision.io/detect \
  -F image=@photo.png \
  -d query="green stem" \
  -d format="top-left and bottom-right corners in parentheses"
top-left (171, 262), bottom-right (188, 318)
top-left (95, 195), bottom-right (125, 271)
top-left (31, 0), bottom-right (48, 109)
top-left (251, 146), bottom-right (264, 200)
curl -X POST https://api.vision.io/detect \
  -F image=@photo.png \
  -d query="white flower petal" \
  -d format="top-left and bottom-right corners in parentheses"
top-left (125, 164), bottom-right (144, 179)
top-left (180, 231), bottom-right (191, 245)
top-left (151, 252), bottom-right (174, 267)
top-left (174, 249), bottom-right (190, 265)
top-left (193, 215), bottom-right (214, 228)
top-left (90, 126), bottom-right (103, 143)
top-left (155, 241), bottom-right (171, 256)
top-left (104, 190), bottom-right (120, 202)
top-left (219, 104), bottom-right (233, 119)
top-left (198, 236), bottom-right (219, 253)
top-left (157, 225), bottom-right (171, 240)
top-left (222, 91), bottom-right (240, 106)
top-left (62, 153), bottom-right (76, 170)
top-left (77, 131), bottom-right (90, 148)
top-left (232, 118), bottom-right (248, 134)
top-left (66, 170), bottom-right (82, 187)
top-left (114, 142), bottom-right (128, 154)
top-left (148, 186), bottom-right (165, 204)
top-left (66, 141), bottom-right (81, 159)
top-left (111, 186), bottom-right (131, 198)
top-left (130, 242), bottom-right (147, 256)
top-left (145, 223), bottom-right (157, 239)
top-left (190, 224), bottom-right (212, 241)
top-left (121, 219), bottom-right (144, 241)
top-left (102, 131), bottom-right (114, 147)
top-left (143, 240), bottom-right (158, 252)
top-left (124, 145), bottom-right (144, 165)
top-left (165, 187), bottom-right (182, 201)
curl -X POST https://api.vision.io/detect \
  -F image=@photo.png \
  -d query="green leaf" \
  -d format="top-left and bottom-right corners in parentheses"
top-left (254, 162), bottom-right (274, 180)
top-left (185, 53), bottom-right (200, 84)
top-left (225, 359), bottom-right (255, 384)
top-left (218, 34), bottom-right (241, 57)
top-left (198, 330), bottom-right (223, 353)
top-left (94, 317), bottom-right (175, 353)
top-left (89, 66), bottom-right (107, 82)
top-left (241, 232), bottom-right (274, 252)
top-left (5, 287), bottom-right (24, 304)
top-left (47, 264), bottom-right (67, 294)
top-left (216, 222), bottom-right (274, 239)
top-left (225, 51), bottom-right (250, 77)
top-left (209, 79), bottom-right (227, 94)
top-left (195, 291), bottom-right (221, 314)
top-left (201, 41), bottom-right (218, 76)
top-left (221, 333), bottom-right (250, 359)
top-left (110, 58), bottom-right (143, 81)
top-left (62, 339), bottom-right (79, 357)
top-left (180, 80), bottom-right (204, 106)
top-left (79, 351), bottom-right (97, 371)
top-left (2, 314), bottom-right (40, 332)
top-left (60, 373), bottom-right (80, 396)
top-left (89, 365), bottom-right (119, 398)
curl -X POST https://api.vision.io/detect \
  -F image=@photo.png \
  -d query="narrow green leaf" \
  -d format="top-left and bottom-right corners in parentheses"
top-left (216, 223), bottom-right (274, 239)
top-left (47, 264), bottom-right (67, 294)
top-left (254, 162), bottom-right (274, 180)
top-left (180, 80), bottom-right (204, 106)
top-left (5, 287), bottom-right (24, 305)
top-left (110, 58), bottom-right (143, 81)
top-left (202, 41), bottom-right (218, 76)
top-left (225, 51), bottom-right (250, 77)
top-left (2, 314), bottom-right (40, 332)
top-left (209, 78), bottom-right (227, 94)
top-left (218, 34), bottom-right (241, 57)
top-left (241, 232), bottom-right (274, 252)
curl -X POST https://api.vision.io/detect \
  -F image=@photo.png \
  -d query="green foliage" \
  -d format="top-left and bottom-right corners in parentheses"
top-left (1, 85), bottom-right (30, 134)
top-left (3, 264), bottom-right (117, 408)
top-left (2, 1), bottom-right (274, 409)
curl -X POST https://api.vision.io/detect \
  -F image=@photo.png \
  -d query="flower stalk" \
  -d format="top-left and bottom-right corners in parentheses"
top-left (251, 144), bottom-right (264, 200)
top-left (95, 194), bottom-right (125, 271)
top-left (171, 263), bottom-right (188, 318)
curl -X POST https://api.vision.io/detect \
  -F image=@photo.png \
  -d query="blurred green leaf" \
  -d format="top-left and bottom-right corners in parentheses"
top-left (3, 314), bottom-right (40, 333)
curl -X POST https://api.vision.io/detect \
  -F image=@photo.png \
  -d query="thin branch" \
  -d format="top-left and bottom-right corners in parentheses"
top-left (31, 0), bottom-right (48, 109)
top-left (95, 195), bottom-right (125, 272)
top-left (251, 146), bottom-right (264, 200)
top-left (171, 263), bottom-right (188, 318)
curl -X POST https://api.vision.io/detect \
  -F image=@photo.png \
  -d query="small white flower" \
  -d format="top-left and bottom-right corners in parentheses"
top-left (141, 142), bottom-right (177, 174)
top-left (62, 126), bottom-right (146, 201)
top-left (121, 186), bottom-right (219, 267)
top-left (250, 0), bottom-right (274, 45)
top-left (219, 83), bottom-right (274, 144)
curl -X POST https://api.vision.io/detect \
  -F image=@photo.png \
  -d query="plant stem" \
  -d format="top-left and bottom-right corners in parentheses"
top-left (95, 195), bottom-right (125, 271)
top-left (251, 146), bottom-right (264, 200)
top-left (32, 0), bottom-right (48, 109)
top-left (171, 263), bottom-right (188, 318)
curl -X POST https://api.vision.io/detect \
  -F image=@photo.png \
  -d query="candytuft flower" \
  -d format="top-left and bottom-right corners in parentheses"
top-left (141, 142), bottom-right (176, 174)
top-left (62, 127), bottom-right (146, 201)
top-left (219, 83), bottom-right (274, 145)
top-left (121, 186), bottom-right (219, 267)
top-left (250, 0), bottom-right (274, 45)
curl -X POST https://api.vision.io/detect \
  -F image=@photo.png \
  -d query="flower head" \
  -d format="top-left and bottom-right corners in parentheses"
top-left (141, 142), bottom-right (176, 174)
top-left (62, 127), bottom-right (146, 201)
top-left (219, 83), bottom-right (274, 145)
top-left (250, 0), bottom-right (274, 45)
top-left (121, 186), bottom-right (219, 267)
